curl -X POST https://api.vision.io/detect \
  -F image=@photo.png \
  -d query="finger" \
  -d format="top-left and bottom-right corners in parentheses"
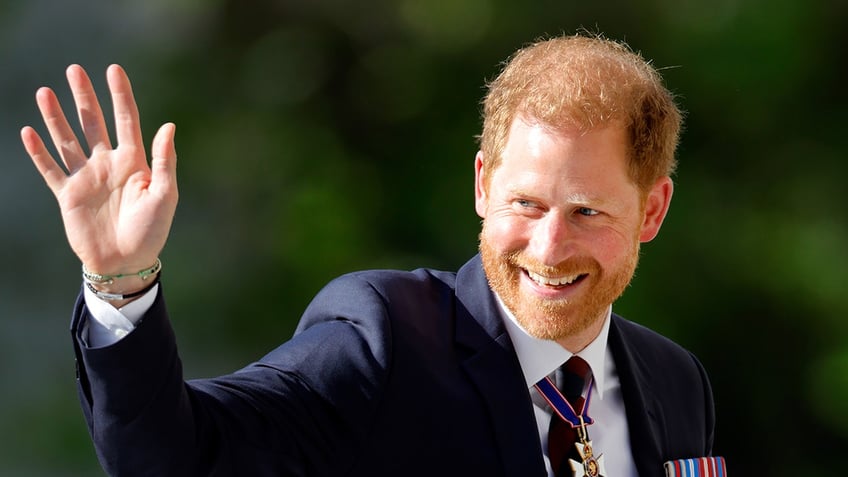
top-left (106, 64), bottom-right (144, 150)
top-left (20, 126), bottom-right (67, 194)
top-left (67, 64), bottom-right (112, 152)
top-left (149, 122), bottom-right (178, 197)
top-left (34, 86), bottom-right (88, 174)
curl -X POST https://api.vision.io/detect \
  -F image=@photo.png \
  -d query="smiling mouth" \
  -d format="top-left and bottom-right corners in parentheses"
top-left (525, 269), bottom-right (588, 288)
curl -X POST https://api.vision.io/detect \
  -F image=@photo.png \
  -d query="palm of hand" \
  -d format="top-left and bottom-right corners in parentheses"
top-left (21, 64), bottom-right (178, 275)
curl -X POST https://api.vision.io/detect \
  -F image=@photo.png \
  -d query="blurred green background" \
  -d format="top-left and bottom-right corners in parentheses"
top-left (2, 0), bottom-right (847, 475)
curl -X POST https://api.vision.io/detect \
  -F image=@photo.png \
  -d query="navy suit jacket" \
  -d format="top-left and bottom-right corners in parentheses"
top-left (72, 254), bottom-right (714, 477)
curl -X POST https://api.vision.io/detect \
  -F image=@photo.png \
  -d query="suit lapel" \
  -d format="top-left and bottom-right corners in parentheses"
top-left (454, 256), bottom-right (547, 477)
top-left (608, 315), bottom-right (666, 477)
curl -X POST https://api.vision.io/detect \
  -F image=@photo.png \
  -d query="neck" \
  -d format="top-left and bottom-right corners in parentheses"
top-left (555, 311), bottom-right (607, 353)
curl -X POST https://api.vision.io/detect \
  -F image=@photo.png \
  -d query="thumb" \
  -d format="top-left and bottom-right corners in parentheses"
top-left (150, 122), bottom-right (178, 197)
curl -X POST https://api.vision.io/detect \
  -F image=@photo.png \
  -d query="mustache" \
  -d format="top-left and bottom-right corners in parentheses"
top-left (503, 250), bottom-right (600, 276)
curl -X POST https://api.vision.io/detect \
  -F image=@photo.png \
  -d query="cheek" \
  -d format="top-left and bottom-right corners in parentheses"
top-left (482, 215), bottom-right (530, 250)
top-left (590, 228), bottom-right (640, 265)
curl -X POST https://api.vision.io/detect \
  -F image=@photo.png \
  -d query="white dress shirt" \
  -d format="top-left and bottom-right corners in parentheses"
top-left (498, 295), bottom-right (638, 477)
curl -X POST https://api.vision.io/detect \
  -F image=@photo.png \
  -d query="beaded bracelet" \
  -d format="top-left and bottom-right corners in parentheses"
top-left (85, 272), bottom-right (161, 301)
top-left (82, 258), bottom-right (162, 285)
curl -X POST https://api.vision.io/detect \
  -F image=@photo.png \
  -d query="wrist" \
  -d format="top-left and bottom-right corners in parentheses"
top-left (82, 258), bottom-right (162, 284)
top-left (82, 259), bottom-right (163, 307)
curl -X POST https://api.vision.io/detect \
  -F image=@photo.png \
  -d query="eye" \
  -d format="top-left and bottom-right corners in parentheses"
top-left (513, 198), bottom-right (542, 210)
top-left (577, 207), bottom-right (599, 216)
top-left (512, 198), bottom-right (543, 216)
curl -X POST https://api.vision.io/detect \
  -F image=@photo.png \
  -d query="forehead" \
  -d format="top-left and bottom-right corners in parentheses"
top-left (491, 117), bottom-right (640, 203)
top-left (499, 117), bottom-right (628, 171)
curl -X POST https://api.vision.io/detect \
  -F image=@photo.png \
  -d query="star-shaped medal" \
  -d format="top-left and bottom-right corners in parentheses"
top-left (568, 440), bottom-right (606, 477)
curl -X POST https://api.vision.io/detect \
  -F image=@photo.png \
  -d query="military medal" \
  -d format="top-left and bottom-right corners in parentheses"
top-left (568, 421), bottom-right (606, 477)
top-left (663, 457), bottom-right (727, 477)
top-left (535, 375), bottom-right (605, 477)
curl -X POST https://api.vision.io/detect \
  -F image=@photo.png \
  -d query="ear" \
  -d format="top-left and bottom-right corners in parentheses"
top-left (474, 151), bottom-right (489, 219)
top-left (639, 176), bottom-right (674, 243)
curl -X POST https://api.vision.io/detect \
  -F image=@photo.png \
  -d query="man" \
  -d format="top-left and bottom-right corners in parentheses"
top-left (21, 33), bottom-right (721, 477)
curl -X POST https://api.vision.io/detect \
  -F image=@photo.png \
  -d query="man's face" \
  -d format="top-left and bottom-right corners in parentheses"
top-left (475, 116), bottom-right (672, 351)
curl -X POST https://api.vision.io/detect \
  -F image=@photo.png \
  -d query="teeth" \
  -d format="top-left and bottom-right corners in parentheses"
top-left (527, 270), bottom-right (580, 286)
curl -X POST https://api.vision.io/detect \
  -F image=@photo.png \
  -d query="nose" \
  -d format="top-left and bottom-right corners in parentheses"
top-left (526, 212), bottom-right (575, 266)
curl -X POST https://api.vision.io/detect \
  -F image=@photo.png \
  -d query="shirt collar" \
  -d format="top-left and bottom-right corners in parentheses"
top-left (497, 294), bottom-right (612, 399)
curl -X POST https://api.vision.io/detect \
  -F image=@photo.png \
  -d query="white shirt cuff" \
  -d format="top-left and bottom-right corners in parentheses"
top-left (82, 283), bottom-right (159, 347)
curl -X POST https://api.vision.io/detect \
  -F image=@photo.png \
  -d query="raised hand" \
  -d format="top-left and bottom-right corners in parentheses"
top-left (21, 64), bottom-right (178, 288)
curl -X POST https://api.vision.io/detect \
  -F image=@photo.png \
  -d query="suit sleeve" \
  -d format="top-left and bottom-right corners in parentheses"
top-left (71, 275), bottom-right (392, 476)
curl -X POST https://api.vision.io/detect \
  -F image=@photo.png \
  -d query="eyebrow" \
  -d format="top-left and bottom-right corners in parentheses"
top-left (508, 186), bottom-right (608, 206)
top-left (564, 192), bottom-right (613, 207)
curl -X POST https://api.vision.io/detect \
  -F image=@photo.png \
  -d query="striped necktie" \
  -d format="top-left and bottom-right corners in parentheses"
top-left (546, 356), bottom-right (591, 477)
